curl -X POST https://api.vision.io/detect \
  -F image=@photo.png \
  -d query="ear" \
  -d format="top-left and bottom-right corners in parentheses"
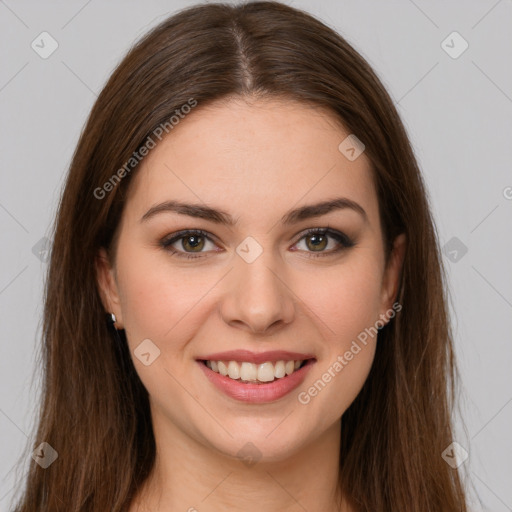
top-left (379, 233), bottom-right (406, 318)
top-left (95, 247), bottom-right (124, 328)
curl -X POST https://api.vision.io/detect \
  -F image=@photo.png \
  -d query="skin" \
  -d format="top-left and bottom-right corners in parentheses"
top-left (96, 96), bottom-right (406, 512)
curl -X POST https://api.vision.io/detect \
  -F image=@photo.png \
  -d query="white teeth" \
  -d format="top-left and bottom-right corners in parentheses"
top-left (205, 359), bottom-right (306, 382)
top-left (240, 362), bottom-right (258, 381)
top-left (227, 361), bottom-right (240, 379)
top-left (274, 360), bottom-right (286, 378)
top-left (257, 362), bottom-right (275, 382)
top-left (218, 361), bottom-right (228, 376)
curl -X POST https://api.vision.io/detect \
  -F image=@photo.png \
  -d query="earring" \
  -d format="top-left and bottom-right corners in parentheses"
top-left (106, 312), bottom-right (123, 345)
top-left (106, 312), bottom-right (117, 329)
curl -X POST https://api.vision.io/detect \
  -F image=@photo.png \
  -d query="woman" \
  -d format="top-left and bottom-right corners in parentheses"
top-left (13, 1), bottom-right (469, 511)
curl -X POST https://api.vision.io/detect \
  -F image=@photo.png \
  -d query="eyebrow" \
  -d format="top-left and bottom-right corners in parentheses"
top-left (140, 197), bottom-right (368, 226)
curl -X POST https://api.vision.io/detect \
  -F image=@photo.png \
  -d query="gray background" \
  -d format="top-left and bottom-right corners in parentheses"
top-left (1, 0), bottom-right (511, 510)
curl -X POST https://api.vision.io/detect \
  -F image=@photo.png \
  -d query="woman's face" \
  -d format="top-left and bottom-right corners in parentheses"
top-left (97, 97), bottom-right (405, 462)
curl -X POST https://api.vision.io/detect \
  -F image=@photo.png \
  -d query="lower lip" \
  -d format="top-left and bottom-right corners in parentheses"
top-left (197, 359), bottom-right (315, 403)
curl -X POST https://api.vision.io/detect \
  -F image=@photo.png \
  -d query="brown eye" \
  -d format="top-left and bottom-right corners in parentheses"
top-left (294, 228), bottom-right (355, 258)
top-left (161, 229), bottom-right (217, 259)
top-left (305, 233), bottom-right (328, 252)
top-left (180, 234), bottom-right (205, 252)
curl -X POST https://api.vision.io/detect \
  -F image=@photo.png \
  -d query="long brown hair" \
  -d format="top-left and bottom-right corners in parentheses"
top-left (12, 2), bottom-right (468, 510)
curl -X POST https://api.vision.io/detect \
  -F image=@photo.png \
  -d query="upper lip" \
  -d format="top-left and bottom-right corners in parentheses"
top-left (197, 350), bottom-right (315, 365)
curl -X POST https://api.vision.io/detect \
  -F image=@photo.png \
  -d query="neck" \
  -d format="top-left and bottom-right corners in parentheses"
top-left (131, 411), bottom-right (350, 512)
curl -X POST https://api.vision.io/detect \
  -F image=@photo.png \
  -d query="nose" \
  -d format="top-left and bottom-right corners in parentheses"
top-left (219, 247), bottom-right (295, 335)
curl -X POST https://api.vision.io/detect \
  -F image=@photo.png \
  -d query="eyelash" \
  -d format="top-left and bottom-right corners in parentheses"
top-left (160, 227), bottom-right (355, 260)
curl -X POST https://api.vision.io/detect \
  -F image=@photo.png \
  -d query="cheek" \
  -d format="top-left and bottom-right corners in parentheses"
top-left (292, 253), bottom-right (382, 415)
top-left (115, 244), bottom-right (220, 349)
top-left (295, 271), bottom-right (381, 423)
top-left (299, 253), bottom-right (384, 347)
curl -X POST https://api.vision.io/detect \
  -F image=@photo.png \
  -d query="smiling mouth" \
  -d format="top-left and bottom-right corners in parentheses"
top-left (199, 358), bottom-right (314, 384)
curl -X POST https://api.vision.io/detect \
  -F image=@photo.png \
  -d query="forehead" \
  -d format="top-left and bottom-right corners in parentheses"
top-left (124, 97), bottom-right (378, 228)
